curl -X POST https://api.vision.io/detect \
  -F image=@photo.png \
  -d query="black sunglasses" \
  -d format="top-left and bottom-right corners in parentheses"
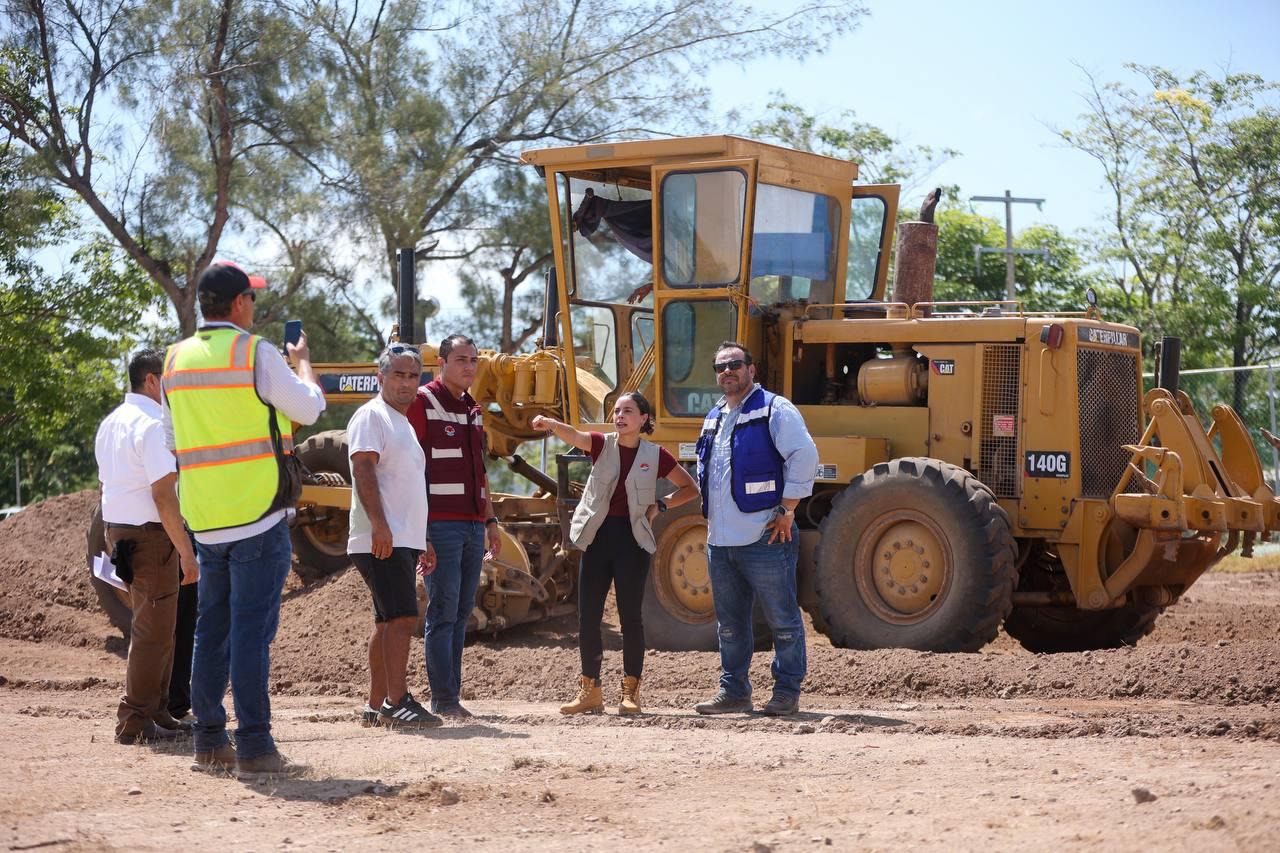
top-left (387, 344), bottom-right (420, 354)
top-left (713, 358), bottom-right (748, 373)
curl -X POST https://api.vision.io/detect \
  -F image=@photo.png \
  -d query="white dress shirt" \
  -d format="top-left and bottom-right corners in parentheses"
top-left (96, 392), bottom-right (176, 525)
top-left (161, 321), bottom-right (326, 544)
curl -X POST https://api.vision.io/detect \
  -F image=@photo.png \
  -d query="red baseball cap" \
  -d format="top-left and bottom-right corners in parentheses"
top-left (197, 260), bottom-right (267, 299)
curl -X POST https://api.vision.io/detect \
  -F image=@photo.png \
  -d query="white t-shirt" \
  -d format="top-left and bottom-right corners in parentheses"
top-left (346, 395), bottom-right (428, 554)
top-left (96, 393), bottom-right (177, 525)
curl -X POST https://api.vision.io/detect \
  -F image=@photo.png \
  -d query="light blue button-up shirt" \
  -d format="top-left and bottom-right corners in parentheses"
top-left (706, 384), bottom-right (819, 546)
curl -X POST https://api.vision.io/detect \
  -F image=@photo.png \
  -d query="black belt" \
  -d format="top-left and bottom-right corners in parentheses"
top-left (106, 521), bottom-right (166, 532)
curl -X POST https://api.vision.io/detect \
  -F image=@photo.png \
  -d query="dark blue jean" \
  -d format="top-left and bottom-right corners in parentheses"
top-left (191, 519), bottom-right (292, 759)
top-left (706, 526), bottom-right (806, 700)
top-left (425, 520), bottom-right (485, 708)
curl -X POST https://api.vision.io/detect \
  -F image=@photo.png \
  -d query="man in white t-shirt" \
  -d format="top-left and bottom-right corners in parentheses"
top-left (96, 349), bottom-right (200, 744)
top-left (348, 344), bottom-right (440, 728)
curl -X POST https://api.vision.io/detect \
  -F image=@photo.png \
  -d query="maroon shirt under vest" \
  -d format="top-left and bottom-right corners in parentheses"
top-left (408, 378), bottom-right (487, 521)
top-left (588, 432), bottom-right (678, 517)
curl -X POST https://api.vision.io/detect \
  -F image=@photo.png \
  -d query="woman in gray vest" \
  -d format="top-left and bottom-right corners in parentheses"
top-left (532, 392), bottom-right (699, 715)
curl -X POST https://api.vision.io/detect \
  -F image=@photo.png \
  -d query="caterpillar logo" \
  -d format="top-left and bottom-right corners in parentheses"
top-left (1077, 326), bottom-right (1136, 348)
top-left (337, 375), bottom-right (379, 393)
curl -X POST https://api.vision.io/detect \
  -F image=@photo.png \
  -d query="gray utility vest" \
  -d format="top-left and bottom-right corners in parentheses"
top-left (569, 433), bottom-right (660, 554)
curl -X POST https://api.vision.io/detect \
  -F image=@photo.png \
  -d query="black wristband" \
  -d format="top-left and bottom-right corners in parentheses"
top-left (656, 499), bottom-right (668, 513)
top-left (485, 516), bottom-right (499, 526)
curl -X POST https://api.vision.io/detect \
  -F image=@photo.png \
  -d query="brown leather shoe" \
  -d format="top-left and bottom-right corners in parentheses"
top-left (191, 743), bottom-right (237, 774)
top-left (116, 722), bottom-right (180, 744)
top-left (235, 751), bottom-right (310, 781)
top-left (153, 711), bottom-right (194, 733)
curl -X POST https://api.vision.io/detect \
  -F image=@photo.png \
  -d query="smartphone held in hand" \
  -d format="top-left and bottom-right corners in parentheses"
top-left (284, 319), bottom-right (303, 347)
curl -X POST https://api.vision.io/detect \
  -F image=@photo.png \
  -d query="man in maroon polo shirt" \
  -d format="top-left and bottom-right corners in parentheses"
top-left (407, 333), bottom-right (502, 718)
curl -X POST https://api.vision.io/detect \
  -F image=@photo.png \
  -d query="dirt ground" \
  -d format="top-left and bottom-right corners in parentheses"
top-left (1, 490), bottom-right (1277, 851)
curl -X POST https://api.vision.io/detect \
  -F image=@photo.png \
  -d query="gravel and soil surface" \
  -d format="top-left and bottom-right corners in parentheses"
top-left (1, 490), bottom-right (1277, 851)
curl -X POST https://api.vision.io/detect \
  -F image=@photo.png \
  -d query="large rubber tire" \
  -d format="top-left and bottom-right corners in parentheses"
top-left (1003, 551), bottom-right (1162, 653)
top-left (640, 502), bottom-right (775, 652)
top-left (642, 502), bottom-right (719, 651)
top-left (290, 430), bottom-right (353, 581)
top-left (86, 501), bottom-right (132, 638)
top-left (813, 457), bottom-right (1017, 652)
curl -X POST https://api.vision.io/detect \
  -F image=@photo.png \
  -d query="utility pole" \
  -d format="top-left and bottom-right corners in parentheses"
top-left (970, 190), bottom-right (1048, 301)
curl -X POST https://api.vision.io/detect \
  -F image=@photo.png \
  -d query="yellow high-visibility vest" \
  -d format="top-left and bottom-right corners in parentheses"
top-left (162, 328), bottom-right (293, 532)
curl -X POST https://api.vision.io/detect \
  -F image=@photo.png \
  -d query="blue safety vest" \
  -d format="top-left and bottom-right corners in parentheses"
top-left (696, 386), bottom-right (786, 516)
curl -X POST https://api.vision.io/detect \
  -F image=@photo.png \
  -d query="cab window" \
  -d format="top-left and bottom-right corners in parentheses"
top-left (749, 183), bottom-right (840, 305)
top-left (571, 304), bottom-right (618, 390)
top-left (660, 170), bottom-right (746, 287)
top-left (848, 194), bottom-right (888, 300)
top-left (565, 176), bottom-right (653, 303)
top-left (661, 300), bottom-right (737, 416)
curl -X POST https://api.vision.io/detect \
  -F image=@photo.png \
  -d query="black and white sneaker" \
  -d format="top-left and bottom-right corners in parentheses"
top-left (378, 693), bottom-right (443, 729)
top-left (360, 704), bottom-right (380, 727)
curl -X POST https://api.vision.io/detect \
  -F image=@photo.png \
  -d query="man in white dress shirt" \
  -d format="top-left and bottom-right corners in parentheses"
top-left (95, 349), bottom-right (200, 744)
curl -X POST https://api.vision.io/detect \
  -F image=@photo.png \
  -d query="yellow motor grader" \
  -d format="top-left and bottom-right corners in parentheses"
top-left (91, 135), bottom-right (1280, 652)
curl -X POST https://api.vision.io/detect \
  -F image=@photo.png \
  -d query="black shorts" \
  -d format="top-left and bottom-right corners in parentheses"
top-left (351, 548), bottom-right (420, 623)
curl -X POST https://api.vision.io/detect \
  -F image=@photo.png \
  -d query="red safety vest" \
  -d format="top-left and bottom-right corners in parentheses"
top-left (408, 379), bottom-right (487, 520)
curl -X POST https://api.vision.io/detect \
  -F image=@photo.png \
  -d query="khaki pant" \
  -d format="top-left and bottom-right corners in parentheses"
top-left (105, 525), bottom-right (179, 737)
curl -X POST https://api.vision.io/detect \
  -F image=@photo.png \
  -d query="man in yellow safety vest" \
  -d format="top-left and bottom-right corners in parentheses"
top-left (161, 261), bottom-right (325, 781)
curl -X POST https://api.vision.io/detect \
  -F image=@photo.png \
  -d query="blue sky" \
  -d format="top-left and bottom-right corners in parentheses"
top-left (704, 0), bottom-right (1280, 235)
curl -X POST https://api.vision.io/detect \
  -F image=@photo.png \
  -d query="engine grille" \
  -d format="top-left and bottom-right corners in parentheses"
top-left (979, 345), bottom-right (1022, 497)
top-left (1077, 348), bottom-right (1141, 498)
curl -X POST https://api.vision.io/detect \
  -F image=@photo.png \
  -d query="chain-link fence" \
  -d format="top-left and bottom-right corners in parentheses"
top-left (1143, 363), bottom-right (1280, 492)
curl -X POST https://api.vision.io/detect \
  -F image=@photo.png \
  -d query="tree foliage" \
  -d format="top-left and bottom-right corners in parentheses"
top-left (268, 0), bottom-right (869, 347)
top-left (744, 94), bottom-right (959, 196)
top-left (1058, 64), bottom-right (1280, 409)
top-left (0, 0), bottom-right (351, 335)
top-left (931, 207), bottom-right (1101, 313)
top-left (0, 145), bottom-right (154, 503)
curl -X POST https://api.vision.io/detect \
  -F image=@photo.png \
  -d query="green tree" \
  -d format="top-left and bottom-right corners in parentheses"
top-left (0, 0), bottom-right (343, 335)
top-left (1058, 65), bottom-right (1280, 410)
top-left (932, 208), bottom-right (1006, 301)
top-left (268, 0), bottom-right (869, 345)
top-left (0, 146), bottom-right (154, 503)
top-left (744, 94), bottom-right (959, 195)
top-left (447, 168), bottom-right (552, 353)
top-left (930, 208), bottom-right (1100, 312)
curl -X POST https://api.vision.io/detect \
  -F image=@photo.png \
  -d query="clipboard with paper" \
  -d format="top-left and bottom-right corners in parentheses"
top-left (91, 551), bottom-right (128, 591)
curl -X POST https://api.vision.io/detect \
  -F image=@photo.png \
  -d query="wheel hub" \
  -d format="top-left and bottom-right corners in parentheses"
top-left (856, 513), bottom-right (952, 624)
top-left (653, 515), bottom-right (716, 624)
top-left (299, 506), bottom-right (350, 557)
top-left (668, 528), bottom-right (712, 615)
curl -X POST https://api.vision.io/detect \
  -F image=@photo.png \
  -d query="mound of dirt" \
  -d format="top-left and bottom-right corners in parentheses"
top-left (2, 489), bottom-right (1277, 713)
top-left (267, 567), bottom-right (1280, 709)
top-left (0, 490), bottom-right (113, 648)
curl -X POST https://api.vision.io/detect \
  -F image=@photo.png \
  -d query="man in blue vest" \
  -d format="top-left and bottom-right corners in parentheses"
top-left (693, 342), bottom-right (818, 717)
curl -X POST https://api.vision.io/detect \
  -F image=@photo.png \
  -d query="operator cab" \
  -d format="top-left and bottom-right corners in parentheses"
top-left (525, 136), bottom-right (899, 432)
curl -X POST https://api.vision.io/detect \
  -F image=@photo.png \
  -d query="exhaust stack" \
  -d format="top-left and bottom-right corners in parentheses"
top-left (397, 247), bottom-right (416, 344)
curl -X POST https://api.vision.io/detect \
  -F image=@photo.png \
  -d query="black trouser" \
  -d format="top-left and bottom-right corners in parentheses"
top-left (578, 516), bottom-right (650, 680)
top-left (167, 579), bottom-right (198, 717)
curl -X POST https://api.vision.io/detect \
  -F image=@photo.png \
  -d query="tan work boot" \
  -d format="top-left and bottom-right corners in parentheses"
top-left (619, 675), bottom-right (642, 715)
top-left (559, 676), bottom-right (603, 715)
